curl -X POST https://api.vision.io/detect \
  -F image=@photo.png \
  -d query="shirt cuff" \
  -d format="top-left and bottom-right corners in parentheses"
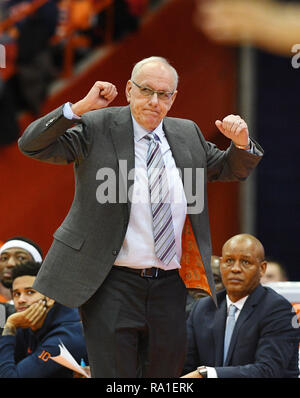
top-left (63, 102), bottom-right (81, 120)
top-left (246, 139), bottom-right (254, 154)
top-left (206, 367), bottom-right (218, 378)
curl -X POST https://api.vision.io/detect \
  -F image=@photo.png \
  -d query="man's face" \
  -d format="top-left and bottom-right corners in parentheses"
top-left (0, 248), bottom-right (34, 288)
top-left (220, 237), bottom-right (267, 302)
top-left (125, 61), bottom-right (177, 131)
top-left (12, 275), bottom-right (45, 312)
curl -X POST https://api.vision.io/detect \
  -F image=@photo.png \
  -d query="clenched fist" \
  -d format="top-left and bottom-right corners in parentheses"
top-left (215, 114), bottom-right (250, 148)
top-left (72, 81), bottom-right (118, 116)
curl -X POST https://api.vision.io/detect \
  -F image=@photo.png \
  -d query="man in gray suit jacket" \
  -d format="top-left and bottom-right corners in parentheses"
top-left (18, 56), bottom-right (263, 377)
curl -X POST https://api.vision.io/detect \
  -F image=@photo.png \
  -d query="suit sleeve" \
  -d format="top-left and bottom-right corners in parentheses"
top-left (193, 122), bottom-right (264, 182)
top-left (18, 105), bottom-right (93, 165)
top-left (0, 334), bottom-right (65, 378)
top-left (0, 325), bottom-right (88, 378)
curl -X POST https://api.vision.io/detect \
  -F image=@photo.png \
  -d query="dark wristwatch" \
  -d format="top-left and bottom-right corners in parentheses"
top-left (197, 366), bottom-right (208, 378)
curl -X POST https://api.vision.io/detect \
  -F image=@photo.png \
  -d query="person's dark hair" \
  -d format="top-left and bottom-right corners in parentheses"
top-left (11, 261), bottom-right (42, 282)
top-left (6, 236), bottom-right (43, 259)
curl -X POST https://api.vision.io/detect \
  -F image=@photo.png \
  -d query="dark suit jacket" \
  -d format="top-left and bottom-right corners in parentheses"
top-left (18, 105), bottom-right (263, 307)
top-left (184, 285), bottom-right (300, 378)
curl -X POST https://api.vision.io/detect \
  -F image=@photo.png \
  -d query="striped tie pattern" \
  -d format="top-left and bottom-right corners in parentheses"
top-left (146, 132), bottom-right (176, 265)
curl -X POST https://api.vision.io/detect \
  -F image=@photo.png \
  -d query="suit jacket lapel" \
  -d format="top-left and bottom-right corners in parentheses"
top-left (110, 106), bottom-right (135, 215)
top-left (213, 293), bottom-right (227, 366)
top-left (225, 285), bottom-right (266, 365)
top-left (163, 118), bottom-right (193, 190)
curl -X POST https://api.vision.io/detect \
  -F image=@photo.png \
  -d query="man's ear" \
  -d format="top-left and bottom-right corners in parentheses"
top-left (125, 80), bottom-right (132, 103)
top-left (169, 90), bottom-right (178, 108)
top-left (259, 260), bottom-right (267, 278)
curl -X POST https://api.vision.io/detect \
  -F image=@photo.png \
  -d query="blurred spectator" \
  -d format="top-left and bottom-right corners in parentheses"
top-left (261, 258), bottom-right (289, 284)
top-left (0, 0), bottom-right (154, 147)
top-left (0, 0), bottom-right (59, 146)
top-left (195, 0), bottom-right (300, 56)
top-left (113, 0), bottom-right (146, 39)
top-left (7, 0), bottom-right (59, 114)
top-left (211, 254), bottom-right (224, 292)
top-left (186, 255), bottom-right (224, 316)
top-left (0, 236), bottom-right (43, 302)
top-left (0, 261), bottom-right (88, 378)
top-left (194, 0), bottom-right (300, 282)
top-left (94, 0), bottom-right (147, 45)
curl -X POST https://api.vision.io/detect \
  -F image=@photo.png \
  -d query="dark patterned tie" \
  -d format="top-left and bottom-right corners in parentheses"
top-left (146, 132), bottom-right (176, 265)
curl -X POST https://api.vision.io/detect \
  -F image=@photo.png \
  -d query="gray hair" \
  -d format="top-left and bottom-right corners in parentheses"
top-left (130, 56), bottom-right (179, 90)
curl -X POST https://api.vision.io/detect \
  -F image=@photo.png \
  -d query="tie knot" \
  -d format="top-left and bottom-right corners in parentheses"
top-left (228, 304), bottom-right (237, 317)
top-left (146, 132), bottom-right (159, 143)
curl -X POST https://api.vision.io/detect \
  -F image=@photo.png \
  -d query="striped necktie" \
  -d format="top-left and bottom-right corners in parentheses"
top-left (146, 132), bottom-right (176, 265)
top-left (223, 304), bottom-right (238, 365)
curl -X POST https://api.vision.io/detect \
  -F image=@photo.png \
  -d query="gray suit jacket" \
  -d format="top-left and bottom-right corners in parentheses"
top-left (18, 105), bottom-right (263, 307)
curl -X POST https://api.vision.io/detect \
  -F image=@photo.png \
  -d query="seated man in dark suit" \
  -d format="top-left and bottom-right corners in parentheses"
top-left (182, 234), bottom-right (300, 378)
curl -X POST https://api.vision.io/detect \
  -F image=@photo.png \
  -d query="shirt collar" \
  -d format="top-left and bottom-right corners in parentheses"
top-left (226, 294), bottom-right (249, 313)
top-left (131, 115), bottom-right (164, 143)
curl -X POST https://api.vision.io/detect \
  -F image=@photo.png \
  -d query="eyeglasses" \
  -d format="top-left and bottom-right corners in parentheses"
top-left (132, 80), bottom-right (175, 101)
